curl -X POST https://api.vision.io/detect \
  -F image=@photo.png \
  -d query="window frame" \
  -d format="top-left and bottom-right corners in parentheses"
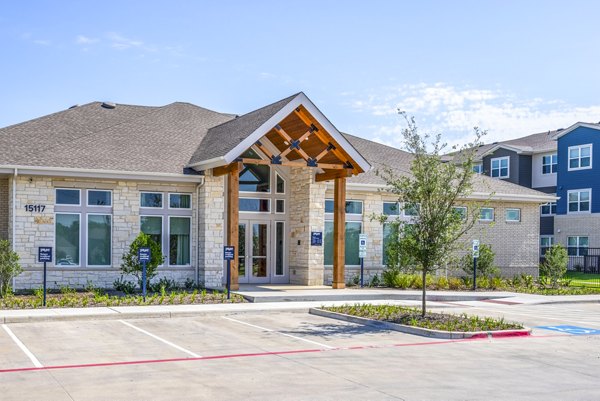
top-left (168, 215), bottom-right (192, 267)
top-left (383, 201), bottom-right (401, 216)
top-left (275, 199), bottom-right (285, 214)
top-left (541, 154), bottom-right (558, 175)
top-left (323, 220), bottom-right (363, 267)
top-left (567, 236), bottom-right (589, 256)
top-left (490, 156), bottom-right (510, 179)
top-left (324, 199), bottom-right (364, 217)
top-left (140, 215), bottom-right (164, 266)
top-left (239, 197), bottom-right (271, 213)
top-left (168, 193), bottom-right (192, 210)
top-left (473, 163), bottom-right (483, 174)
top-left (140, 192), bottom-right (164, 209)
top-left (274, 221), bottom-right (286, 276)
top-left (402, 202), bottom-right (420, 217)
top-left (54, 212), bottom-right (82, 267)
top-left (567, 189), bottom-right (591, 214)
top-left (540, 201), bottom-right (557, 216)
top-left (275, 172), bottom-right (286, 195)
top-left (479, 207), bottom-right (494, 222)
top-left (85, 213), bottom-right (113, 267)
top-left (86, 189), bottom-right (112, 208)
top-left (55, 188), bottom-right (81, 206)
top-left (453, 206), bottom-right (467, 220)
top-left (568, 144), bottom-right (592, 171)
top-left (505, 208), bottom-right (521, 222)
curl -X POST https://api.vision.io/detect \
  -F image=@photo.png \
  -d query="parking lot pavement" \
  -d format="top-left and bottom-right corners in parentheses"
top-left (0, 304), bottom-right (599, 400)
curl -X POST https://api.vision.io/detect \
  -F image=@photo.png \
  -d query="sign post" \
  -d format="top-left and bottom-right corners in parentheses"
top-left (472, 239), bottom-right (479, 291)
top-left (38, 247), bottom-right (52, 307)
top-left (224, 246), bottom-right (235, 300)
top-left (359, 234), bottom-right (368, 287)
top-left (138, 247), bottom-right (151, 302)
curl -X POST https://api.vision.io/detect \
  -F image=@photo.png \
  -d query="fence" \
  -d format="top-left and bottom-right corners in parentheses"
top-left (540, 247), bottom-right (600, 288)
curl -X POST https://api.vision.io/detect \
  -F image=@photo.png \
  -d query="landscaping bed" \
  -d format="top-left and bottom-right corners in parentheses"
top-left (312, 304), bottom-right (528, 339)
top-left (0, 288), bottom-right (246, 309)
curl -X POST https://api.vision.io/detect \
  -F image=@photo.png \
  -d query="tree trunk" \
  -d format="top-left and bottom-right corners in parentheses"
top-left (421, 268), bottom-right (427, 317)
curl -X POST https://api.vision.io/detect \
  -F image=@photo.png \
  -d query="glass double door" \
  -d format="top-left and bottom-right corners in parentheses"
top-left (238, 221), bottom-right (270, 284)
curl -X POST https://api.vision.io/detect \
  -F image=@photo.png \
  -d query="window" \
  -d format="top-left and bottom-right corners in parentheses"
top-left (55, 213), bottom-right (80, 266)
top-left (275, 222), bottom-right (285, 276)
top-left (473, 164), bottom-right (483, 174)
top-left (383, 202), bottom-right (400, 216)
top-left (275, 199), bottom-right (285, 214)
top-left (87, 190), bottom-right (112, 206)
top-left (505, 208), bottom-right (521, 222)
top-left (276, 173), bottom-right (285, 194)
top-left (169, 217), bottom-right (191, 265)
top-left (568, 144), bottom-right (592, 170)
top-left (324, 221), bottom-right (362, 266)
top-left (141, 192), bottom-right (163, 208)
top-left (383, 223), bottom-right (400, 266)
top-left (491, 157), bottom-right (509, 178)
top-left (568, 189), bottom-right (591, 213)
top-left (453, 206), bottom-right (467, 220)
top-left (239, 149), bottom-right (270, 192)
top-left (240, 198), bottom-right (270, 212)
top-left (169, 193), bottom-right (191, 209)
top-left (56, 189), bottom-right (80, 205)
top-left (540, 236), bottom-right (554, 256)
top-left (87, 214), bottom-right (111, 266)
top-left (141, 216), bottom-right (162, 247)
top-left (324, 200), bottom-right (363, 215)
top-left (403, 203), bottom-right (419, 217)
top-left (542, 154), bottom-right (557, 174)
top-left (540, 201), bottom-right (557, 216)
top-left (568, 236), bottom-right (588, 256)
top-left (479, 208), bottom-right (494, 221)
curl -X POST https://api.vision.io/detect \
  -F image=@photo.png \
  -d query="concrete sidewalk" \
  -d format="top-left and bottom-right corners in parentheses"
top-left (0, 287), bottom-right (597, 323)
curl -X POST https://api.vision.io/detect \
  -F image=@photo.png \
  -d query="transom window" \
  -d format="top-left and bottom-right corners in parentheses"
top-left (56, 189), bottom-right (81, 205)
top-left (568, 144), bottom-right (592, 170)
top-left (568, 236), bottom-right (588, 256)
top-left (490, 157), bottom-right (509, 178)
top-left (479, 208), bottom-right (494, 221)
top-left (169, 193), bottom-right (191, 209)
top-left (540, 201), bottom-right (557, 216)
top-left (403, 203), bottom-right (419, 217)
top-left (240, 198), bottom-right (270, 213)
top-left (542, 154), bottom-right (557, 174)
top-left (325, 200), bottom-right (363, 215)
top-left (568, 189), bottom-right (591, 213)
top-left (87, 190), bottom-right (112, 206)
top-left (141, 192), bottom-right (163, 208)
top-left (383, 202), bottom-right (400, 216)
top-left (239, 149), bottom-right (270, 193)
top-left (505, 208), bottom-right (521, 222)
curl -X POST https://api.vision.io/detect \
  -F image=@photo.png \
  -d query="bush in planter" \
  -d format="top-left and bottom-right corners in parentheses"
top-left (461, 243), bottom-right (499, 279)
top-left (540, 244), bottom-right (568, 288)
top-left (120, 233), bottom-right (164, 291)
top-left (0, 240), bottom-right (22, 298)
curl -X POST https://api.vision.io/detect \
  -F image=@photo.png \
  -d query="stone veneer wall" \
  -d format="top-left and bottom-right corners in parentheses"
top-left (288, 167), bottom-right (326, 285)
top-left (197, 170), bottom-right (225, 288)
top-left (323, 188), bottom-right (541, 283)
top-left (0, 177), bottom-right (8, 240)
top-left (11, 175), bottom-right (199, 290)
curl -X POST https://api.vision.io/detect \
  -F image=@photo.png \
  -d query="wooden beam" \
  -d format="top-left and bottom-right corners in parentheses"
top-left (332, 176), bottom-right (346, 289)
top-left (273, 125), bottom-right (312, 162)
top-left (240, 158), bottom-right (346, 170)
top-left (315, 168), bottom-right (352, 182)
top-left (227, 163), bottom-right (240, 291)
top-left (213, 162), bottom-right (242, 177)
top-left (254, 141), bottom-right (274, 160)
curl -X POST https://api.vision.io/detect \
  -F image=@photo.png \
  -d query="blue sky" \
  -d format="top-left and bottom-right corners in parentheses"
top-left (2, 0), bottom-right (600, 149)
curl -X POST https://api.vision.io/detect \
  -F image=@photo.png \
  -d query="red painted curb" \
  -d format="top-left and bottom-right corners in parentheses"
top-left (490, 330), bottom-right (531, 338)
top-left (468, 333), bottom-right (488, 339)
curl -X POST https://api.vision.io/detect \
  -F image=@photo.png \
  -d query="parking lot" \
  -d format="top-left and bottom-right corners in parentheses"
top-left (1, 302), bottom-right (599, 401)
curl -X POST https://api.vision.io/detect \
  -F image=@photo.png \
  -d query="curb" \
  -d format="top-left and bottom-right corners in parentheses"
top-left (241, 293), bottom-right (513, 303)
top-left (309, 308), bottom-right (532, 339)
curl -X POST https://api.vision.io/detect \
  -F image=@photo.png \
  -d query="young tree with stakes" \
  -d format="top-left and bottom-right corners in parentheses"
top-left (378, 112), bottom-right (486, 316)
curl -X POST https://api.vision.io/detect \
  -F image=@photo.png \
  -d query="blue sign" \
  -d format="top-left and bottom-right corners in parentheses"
top-left (536, 325), bottom-right (600, 335)
top-left (138, 247), bottom-right (151, 263)
top-left (38, 247), bottom-right (52, 263)
top-left (224, 246), bottom-right (235, 260)
top-left (311, 231), bottom-right (323, 246)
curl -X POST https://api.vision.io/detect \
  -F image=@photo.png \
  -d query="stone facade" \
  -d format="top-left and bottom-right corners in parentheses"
top-left (197, 170), bottom-right (225, 288)
top-left (288, 167), bottom-right (326, 285)
top-left (0, 177), bottom-right (8, 240)
top-left (11, 175), bottom-right (198, 290)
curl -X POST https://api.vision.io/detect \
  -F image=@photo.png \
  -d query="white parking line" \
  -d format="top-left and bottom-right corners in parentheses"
top-left (466, 307), bottom-right (600, 327)
top-left (222, 316), bottom-right (335, 349)
top-left (118, 320), bottom-right (201, 358)
top-left (2, 324), bottom-right (43, 368)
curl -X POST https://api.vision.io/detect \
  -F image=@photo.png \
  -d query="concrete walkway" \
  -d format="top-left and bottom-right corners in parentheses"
top-left (0, 286), bottom-right (597, 323)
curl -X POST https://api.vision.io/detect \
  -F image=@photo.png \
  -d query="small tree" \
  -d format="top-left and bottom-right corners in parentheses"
top-left (120, 233), bottom-right (164, 290)
top-left (379, 113), bottom-right (485, 316)
top-left (0, 240), bottom-right (22, 298)
top-left (540, 244), bottom-right (568, 288)
top-left (461, 243), bottom-right (499, 278)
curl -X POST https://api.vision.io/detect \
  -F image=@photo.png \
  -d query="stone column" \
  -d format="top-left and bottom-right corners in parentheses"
top-left (288, 167), bottom-right (326, 285)
top-left (198, 171), bottom-right (225, 288)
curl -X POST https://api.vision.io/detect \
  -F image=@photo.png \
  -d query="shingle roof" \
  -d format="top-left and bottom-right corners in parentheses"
top-left (343, 133), bottom-right (554, 200)
top-left (0, 102), bottom-right (234, 174)
top-left (188, 93), bottom-right (299, 165)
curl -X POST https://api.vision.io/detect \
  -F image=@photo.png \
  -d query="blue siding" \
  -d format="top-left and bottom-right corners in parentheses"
top-left (556, 126), bottom-right (600, 214)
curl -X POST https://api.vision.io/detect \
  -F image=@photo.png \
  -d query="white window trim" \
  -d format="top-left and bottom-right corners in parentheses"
top-left (323, 220), bottom-right (363, 267)
top-left (168, 193), bottom-right (192, 210)
top-left (54, 212), bottom-right (82, 268)
top-left (479, 207), bottom-right (494, 222)
top-left (568, 144), bottom-right (593, 171)
top-left (567, 236), bottom-right (589, 256)
top-left (140, 215), bottom-right (164, 267)
top-left (567, 188), bottom-right (592, 214)
top-left (86, 213), bottom-right (112, 267)
top-left (274, 221), bottom-right (286, 276)
top-left (402, 202), bottom-right (420, 217)
top-left (86, 189), bottom-right (113, 208)
top-left (168, 216), bottom-right (192, 267)
top-left (140, 192), bottom-right (164, 209)
top-left (540, 235), bottom-right (554, 247)
top-left (275, 199), bottom-right (285, 214)
top-left (490, 156), bottom-right (510, 179)
top-left (324, 199), bottom-right (364, 217)
top-left (453, 206), bottom-right (467, 220)
top-left (505, 208), bottom-right (521, 222)
top-left (275, 172), bottom-right (286, 195)
top-left (473, 163), bottom-right (483, 174)
top-left (239, 197), bottom-right (271, 213)
top-left (540, 201), bottom-right (556, 216)
top-left (383, 201), bottom-right (401, 217)
top-left (55, 188), bottom-right (81, 206)
top-left (541, 154), bottom-right (557, 175)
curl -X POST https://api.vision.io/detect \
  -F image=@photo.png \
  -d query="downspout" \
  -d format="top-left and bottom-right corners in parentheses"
top-left (12, 168), bottom-right (17, 289)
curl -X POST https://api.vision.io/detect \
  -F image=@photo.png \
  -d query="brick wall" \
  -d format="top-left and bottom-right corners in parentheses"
top-left (0, 177), bottom-right (8, 240)
top-left (554, 214), bottom-right (600, 248)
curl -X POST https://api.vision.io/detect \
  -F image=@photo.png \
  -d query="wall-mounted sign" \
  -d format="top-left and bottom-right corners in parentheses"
top-left (311, 232), bottom-right (323, 246)
top-left (24, 204), bottom-right (47, 213)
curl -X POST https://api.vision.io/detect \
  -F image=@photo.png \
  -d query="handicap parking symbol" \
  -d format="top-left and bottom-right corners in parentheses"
top-left (536, 325), bottom-right (600, 335)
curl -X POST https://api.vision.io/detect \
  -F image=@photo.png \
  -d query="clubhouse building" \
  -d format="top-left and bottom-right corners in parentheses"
top-left (0, 93), bottom-right (555, 290)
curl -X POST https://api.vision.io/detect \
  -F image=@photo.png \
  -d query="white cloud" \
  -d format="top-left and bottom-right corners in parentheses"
top-left (348, 83), bottom-right (600, 150)
top-left (75, 35), bottom-right (99, 45)
top-left (106, 32), bottom-right (144, 50)
top-left (32, 39), bottom-right (51, 46)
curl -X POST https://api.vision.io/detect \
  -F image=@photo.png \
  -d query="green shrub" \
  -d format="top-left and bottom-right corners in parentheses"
top-left (448, 277), bottom-right (463, 290)
top-left (382, 267), bottom-right (401, 287)
top-left (369, 273), bottom-right (381, 287)
top-left (113, 276), bottom-right (137, 294)
top-left (149, 277), bottom-right (177, 293)
top-left (540, 244), bottom-right (568, 288)
top-left (0, 240), bottom-right (22, 298)
top-left (461, 244), bottom-right (499, 279)
top-left (434, 276), bottom-right (449, 290)
top-left (120, 233), bottom-right (164, 291)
